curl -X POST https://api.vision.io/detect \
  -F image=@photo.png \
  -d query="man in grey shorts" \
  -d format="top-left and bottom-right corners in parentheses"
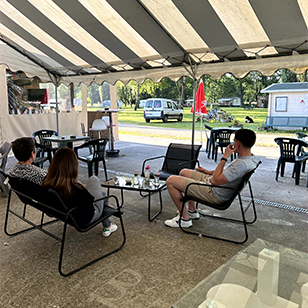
top-left (165, 129), bottom-right (258, 228)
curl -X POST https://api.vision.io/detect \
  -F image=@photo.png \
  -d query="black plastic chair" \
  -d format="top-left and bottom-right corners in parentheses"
top-left (179, 161), bottom-right (262, 244)
top-left (74, 138), bottom-right (109, 180)
top-left (32, 142), bottom-right (51, 168)
top-left (295, 132), bottom-right (308, 174)
top-left (32, 129), bottom-right (60, 161)
top-left (274, 137), bottom-right (308, 185)
top-left (141, 143), bottom-right (202, 180)
top-left (212, 129), bottom-right (236, 162)
top-left (204, 124), bottom-right (213, 153)
top-left (2, 172), bottom-right (126, 277)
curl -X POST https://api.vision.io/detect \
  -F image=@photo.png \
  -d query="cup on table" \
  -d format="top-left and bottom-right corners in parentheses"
top-left (153, 171), bottom-right (161, 186)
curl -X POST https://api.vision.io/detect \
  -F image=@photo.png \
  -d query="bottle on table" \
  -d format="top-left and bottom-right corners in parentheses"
top-left (144, 165), bottom-right (150, 182)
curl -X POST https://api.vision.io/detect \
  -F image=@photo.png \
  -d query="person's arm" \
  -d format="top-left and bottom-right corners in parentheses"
top-left (196, 166), bottom-right (214, 175)
top-left (211, 144), bottom-right (236, 185)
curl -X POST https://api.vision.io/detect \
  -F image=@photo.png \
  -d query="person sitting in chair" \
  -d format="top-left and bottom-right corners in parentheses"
top-left (8, 137), bottom-right (47, 185)
top-left (165, 129), bottom-right (258, 228)
top-left (43, 148), bottom-right (117, 237)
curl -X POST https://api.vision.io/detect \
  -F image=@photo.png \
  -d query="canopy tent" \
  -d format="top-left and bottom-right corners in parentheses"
top-left (0, 0), bottom-right (308, 145)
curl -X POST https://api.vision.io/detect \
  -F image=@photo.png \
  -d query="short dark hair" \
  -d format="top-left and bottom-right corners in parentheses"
top-left (234, 129), bottom-right (256, 148)
top-left (11, 137), bottom-right (35, 162)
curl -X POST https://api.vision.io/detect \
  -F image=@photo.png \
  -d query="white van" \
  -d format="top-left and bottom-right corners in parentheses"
top-left (143, 98), bottom-right (183, 123)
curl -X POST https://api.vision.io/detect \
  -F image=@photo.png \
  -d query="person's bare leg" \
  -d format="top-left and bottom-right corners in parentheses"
top-left (166, 175), bottom-right (191, 220)
top-left (179, 169), bottom-right (197, 212)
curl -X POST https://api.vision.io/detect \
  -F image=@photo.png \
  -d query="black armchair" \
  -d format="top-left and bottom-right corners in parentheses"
top-left (141, 143), bottom-right (201, 180)
top-left (3, 172), bottom-right (125, 276)
top-left (274, 137), bottom-right (308, 186)
top-left (74, 138), bottom-right (109, 180)
top-left (179, 161), bottom-right (262, 244)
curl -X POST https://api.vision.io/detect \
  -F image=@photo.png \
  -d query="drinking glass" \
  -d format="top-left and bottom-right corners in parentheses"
top-left (153, 171), bottom-right (161, 186)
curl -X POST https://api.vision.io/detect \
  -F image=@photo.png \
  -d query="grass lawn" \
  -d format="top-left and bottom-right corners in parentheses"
top-left (87, 105), bottom-right (297, 136)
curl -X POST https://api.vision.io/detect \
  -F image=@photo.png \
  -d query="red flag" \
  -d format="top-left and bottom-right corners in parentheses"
top-left (190, 80), bottom-right (207, 115)
top-left (40, 87), bottom-right (50, 104)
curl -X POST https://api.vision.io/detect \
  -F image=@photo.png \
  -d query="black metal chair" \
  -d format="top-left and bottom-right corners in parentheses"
top-left (212, 129), bottom-right (236, 162)
top-left (179, 161), bottom-right (262, 244)
top-left (274, 137), bottom-right (308, 186)
top-left (32, 129), bottom-right (60, 161)
top-left (74, 138), bottom-right (109, 180)
top-left (0, 142), bottom-right (11, 196)
top-left (81, 123), bottom-right (90, 137)
top-left (2, 172), bottom-right (126, 277)
top-left (141, 143), bottom-right (202, 180)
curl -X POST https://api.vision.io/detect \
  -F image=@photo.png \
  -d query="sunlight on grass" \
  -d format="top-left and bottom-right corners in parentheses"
top-left (88, 105), bottom-right (296, 136)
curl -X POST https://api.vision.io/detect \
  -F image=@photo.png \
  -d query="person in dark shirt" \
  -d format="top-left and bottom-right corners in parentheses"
top-left (8, 137), bottom-right (47, 185)
top-left (43, 148), bottom-right (117, 237)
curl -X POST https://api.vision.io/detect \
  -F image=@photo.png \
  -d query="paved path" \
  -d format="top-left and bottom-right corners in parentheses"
top-left (118, 123), bottom-right (284, 147)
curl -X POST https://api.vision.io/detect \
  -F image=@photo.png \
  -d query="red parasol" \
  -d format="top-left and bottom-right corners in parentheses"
top-left (191, 80), bottom-right (207, 115)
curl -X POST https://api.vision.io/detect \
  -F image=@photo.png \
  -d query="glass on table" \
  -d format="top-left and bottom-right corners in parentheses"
top-left (153, 170), bottom-right (161, 186)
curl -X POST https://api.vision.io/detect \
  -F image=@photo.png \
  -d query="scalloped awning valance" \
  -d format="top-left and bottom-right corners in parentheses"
top-left (0, 0), bottom-right (307, 85)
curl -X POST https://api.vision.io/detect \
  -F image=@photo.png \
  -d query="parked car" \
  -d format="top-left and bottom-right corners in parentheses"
top-left (139, 100), bottom-right (147, 108)
top-left (143, 98), bottom-right (183, 123)
top-left (184, 99), bottom-right (193, 107)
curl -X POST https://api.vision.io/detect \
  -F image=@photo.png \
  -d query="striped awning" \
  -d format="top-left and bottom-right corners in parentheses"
top-left (0, 0), bottom-right (307, 85)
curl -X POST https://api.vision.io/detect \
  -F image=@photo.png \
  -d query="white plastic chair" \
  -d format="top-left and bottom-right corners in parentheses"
top-left (90, 119), bottom-right (107, 139)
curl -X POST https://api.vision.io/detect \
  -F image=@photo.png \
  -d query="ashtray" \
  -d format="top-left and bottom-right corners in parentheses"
top-left (61, 137), bottom-right (65, 139)
top-left (70, 135), bottom-right (76, 138)
top-left (104, 108), bottom-right (109, 110)
top-left (125, 180), bottom-right (132, 185)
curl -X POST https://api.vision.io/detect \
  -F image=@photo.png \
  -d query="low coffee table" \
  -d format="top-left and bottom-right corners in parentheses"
top-left (172, 238), bottom-right (308, 308)
top-left (101, 176), bottom-right (166, 222)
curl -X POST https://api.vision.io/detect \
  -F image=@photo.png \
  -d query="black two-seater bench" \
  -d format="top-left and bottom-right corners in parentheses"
top-left (262, 116), bottom-right (308, 132)
top-left (1, 171), bottom-right (126, 276)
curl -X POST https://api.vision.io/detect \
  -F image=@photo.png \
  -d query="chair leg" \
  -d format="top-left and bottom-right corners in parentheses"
top-left (281, 161), bottom-right (285, 177)
top-left (94, 162), bottom-right (99, 176)
top-left (102, 159), bottom-right (108, 181)
top-left (275, 161), bottom-right (280, 181)
top-left (295, 163), bottom-right (301, 185)
top-left (206, 140), bottom-right (209, 153)
top-left (87, 163), bottom-right (93, 177)
top-left (214, 146), bottom-right (218, 162)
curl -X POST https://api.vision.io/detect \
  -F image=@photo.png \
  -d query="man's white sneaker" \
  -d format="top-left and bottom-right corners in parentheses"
top-left (102, 223), bottom-right (118, 237)
top-left (164, 215), bottom-right (192, 228)
top-left (188, 209), bottom-right (200, 220)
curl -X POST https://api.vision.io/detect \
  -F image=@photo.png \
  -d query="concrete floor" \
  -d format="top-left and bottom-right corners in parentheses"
top-left (1, 129), bottom-right (307, 308)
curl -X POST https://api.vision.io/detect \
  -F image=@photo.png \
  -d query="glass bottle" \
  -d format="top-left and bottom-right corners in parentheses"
top-left (144, 165), bottom-right (150, 182)
top-left (133, 171), bottom-right (139, 185)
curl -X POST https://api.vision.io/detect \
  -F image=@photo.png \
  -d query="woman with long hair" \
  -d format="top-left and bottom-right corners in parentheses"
top-left (43, 148), bottom-right (117, 237)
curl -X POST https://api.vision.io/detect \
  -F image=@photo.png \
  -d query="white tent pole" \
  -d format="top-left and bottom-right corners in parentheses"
top-left (55, 83), bottom-right (59, 133)
top-left (191, 78), bottom-right (196, 147)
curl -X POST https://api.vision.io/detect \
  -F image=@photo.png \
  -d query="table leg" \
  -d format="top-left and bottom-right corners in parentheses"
top-left (147, 190), bottom-right (163, 222)
top-left (106, 112), bottom-right (120, 157)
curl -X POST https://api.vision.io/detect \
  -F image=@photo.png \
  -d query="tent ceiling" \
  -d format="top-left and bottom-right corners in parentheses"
top-left (0, 0), bottom-right (307, 85)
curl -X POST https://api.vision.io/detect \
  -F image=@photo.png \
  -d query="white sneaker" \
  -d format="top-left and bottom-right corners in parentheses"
top-left (164, 215), bottom-right (192, 228)
top-left (188, 209), bottom-right (200, 220)
top-left (102, 223), bottom-right (118, 237)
